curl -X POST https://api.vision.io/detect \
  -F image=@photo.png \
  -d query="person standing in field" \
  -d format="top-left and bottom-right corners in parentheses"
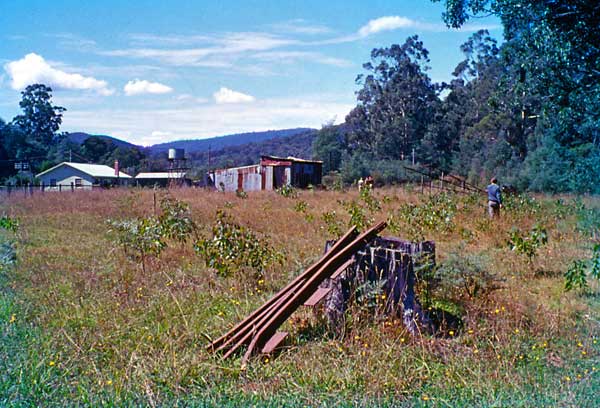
top-left (358, 177), bottom-right (364, 192)
top-left (486, 177), bottom-right (502, 218)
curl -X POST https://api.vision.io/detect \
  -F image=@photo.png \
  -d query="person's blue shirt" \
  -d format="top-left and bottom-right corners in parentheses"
top-left (487, 183), bottom-right (502, 204)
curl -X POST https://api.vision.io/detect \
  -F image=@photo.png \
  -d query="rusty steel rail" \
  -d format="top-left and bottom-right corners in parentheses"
top-left (241, 221), bottom-right (387, 365)
top-left (207, 226), bottom-right (358, 353)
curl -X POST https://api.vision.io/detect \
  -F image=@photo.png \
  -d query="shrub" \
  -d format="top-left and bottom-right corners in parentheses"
top-left (108, 217), bottom-right (166, 273)
top-left (294, 201), bottom-right (308, 213)
top-left (277, 184), bottom-right (297, 198)
top-left (434, 251), bottom-right (498, 299)
top-left (503, 193), bottom-right (542, 217)
top-left (0, 215), bottom-right (19, 233)
top-left (564, 260), bottom-right (588, 292)
top-left (158, 196), bottom-right (197, 243)
top-left (393, 193), bottom-right (457, 241)
top-left (564, 244), bottom-right (600, 292)
top-left (508, 224), bottom-right (548, 264)
top-left (194, 210), bottom-right (283, 276)
top-left (321, 210), bottom-right (344, 239)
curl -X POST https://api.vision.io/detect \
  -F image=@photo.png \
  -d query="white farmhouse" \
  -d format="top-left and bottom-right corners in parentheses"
top-left (36, 162), bottom-right (132, 190)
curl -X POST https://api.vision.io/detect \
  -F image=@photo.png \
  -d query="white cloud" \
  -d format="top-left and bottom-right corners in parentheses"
top-left (213, 87), bottom-right (255, 104)
top-left (355, 16), bottom-right (500, 38)
top-left (4, 53), bottom-right (113, 95)
top-left (358, 16), bottom-right (423, 37)
top-left (252, 51), bottom-right (352, 68)
top-left (176, 94), bottom-right (209, 104)
top-left (101, 32), bottom-right (297, 67)
top-left (270, 19), bottom-right (332, 35)
top-left (124, 79), bottom-right (173, 96)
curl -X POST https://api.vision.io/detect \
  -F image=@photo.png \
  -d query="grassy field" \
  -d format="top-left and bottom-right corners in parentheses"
top-left (1, 187), bottom-right (598, 407)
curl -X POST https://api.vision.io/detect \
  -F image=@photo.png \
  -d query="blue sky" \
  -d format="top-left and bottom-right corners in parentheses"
top-left (0, 0), bottom-right (502, 146)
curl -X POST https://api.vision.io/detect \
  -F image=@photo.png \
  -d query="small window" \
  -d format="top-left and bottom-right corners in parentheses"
top-left (74, 178), bottom-right (83, 187)
top-left (50, 179), bottom-right (57, 186)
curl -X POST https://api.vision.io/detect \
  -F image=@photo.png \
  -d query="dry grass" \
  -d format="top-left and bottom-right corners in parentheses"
top-left (1, 186), bottom-right (598, 406)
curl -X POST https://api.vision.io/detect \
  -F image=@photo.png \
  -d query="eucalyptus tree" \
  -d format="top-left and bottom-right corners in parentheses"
top-left (346, 36), bottom-right (440, 161)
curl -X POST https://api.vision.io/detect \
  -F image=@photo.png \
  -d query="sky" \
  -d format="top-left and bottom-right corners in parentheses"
top-left (0, 0), bottom-right (502, 146)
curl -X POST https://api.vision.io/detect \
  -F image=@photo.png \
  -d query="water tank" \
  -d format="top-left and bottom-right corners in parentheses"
top-left (168, 148), bottom-right (185, 160)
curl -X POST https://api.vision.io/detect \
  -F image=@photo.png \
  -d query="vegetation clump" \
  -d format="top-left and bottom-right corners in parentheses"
top-left (194, 210), bottom-right (284, 276)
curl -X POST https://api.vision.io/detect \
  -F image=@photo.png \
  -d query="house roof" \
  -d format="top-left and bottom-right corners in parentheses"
top-left (36, 162), bottom-right (132, 179)
top-left (135, 172), bottom-right (187, 179)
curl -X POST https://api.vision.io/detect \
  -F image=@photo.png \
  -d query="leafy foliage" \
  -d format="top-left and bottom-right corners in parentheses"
top-left (108, 217), bottom-right (166, 273)
top-left (564, 260), bottom-right (588, 292)
top-left (508, 224), bottom-right (548, 264)
top-left (564, 244), bottom-right (600, 292)
top-left (435, 251), bottom-right (498, 299)
top-left (277, 184), bottom-right (297, 198)
top-left (392, 193), bottom-right (457, 241)
top-left (11, 84), bottom-right (65, 158)
top-left (321, 211), bottom-right (344, 239)
top-left (194, 210), bottom-right (283, 276)
top-left (346, 36), bottom-right (440, 160)
top-left (108, 196), bottom-right (196, 272)
top-left (158, 196), bottom-right (196, 243)
top-left (0, 216), bottom-right (19, 233)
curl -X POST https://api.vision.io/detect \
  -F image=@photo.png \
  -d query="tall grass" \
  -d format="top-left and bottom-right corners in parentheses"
top-left (0, 187), bottom-right (598, 406)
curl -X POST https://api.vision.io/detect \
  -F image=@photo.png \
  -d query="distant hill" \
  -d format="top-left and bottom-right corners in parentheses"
top-left (193, 128), bottom-right (318, 169)
top-left (143, 128), bottom-right (319, 175)
top-left (66, 132), bottom-right (140, 149)
top-left (147, 128), bottom-right (315, 156)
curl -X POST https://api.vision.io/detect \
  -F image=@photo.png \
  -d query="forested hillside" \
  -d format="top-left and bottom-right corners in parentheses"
top-left (148, 128), bottom-right (314, 155)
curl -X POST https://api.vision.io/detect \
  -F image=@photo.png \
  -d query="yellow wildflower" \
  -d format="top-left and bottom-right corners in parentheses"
top-left (49, 361), bottom-right (55, 367)
top-left (9, 314), bottom-right (16, 323)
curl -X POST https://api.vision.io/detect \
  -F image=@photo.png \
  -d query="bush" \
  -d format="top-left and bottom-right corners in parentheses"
top-left (434, 251), bottom-right (497, 299)
top-left (508, 224), bottom-right (548, 264)
top-left (0, 215), bottom-right (19, 233)
top-left (194, 210), bottom-right (284, 276)
top-left (108, 217), bottom-right (166, 273)
top-left (277, 184), bottom-right (297, 198)
top-left (158, 196), bottom-right (197, 243)
top-left (564, 244), bottom-right (600, 292)
top-left (392, 193), bottom-right (457, 241)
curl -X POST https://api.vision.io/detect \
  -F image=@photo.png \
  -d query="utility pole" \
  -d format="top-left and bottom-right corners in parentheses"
top-left (412, 148), bottom-right (415, 166)
top-left (69, 149), bottom-right (72, 162)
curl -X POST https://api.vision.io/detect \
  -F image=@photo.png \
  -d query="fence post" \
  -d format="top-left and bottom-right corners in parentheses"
top-left (440, 172), bottom-right (444, 191)
top-left (420, 176), bottom-right (424, 194)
